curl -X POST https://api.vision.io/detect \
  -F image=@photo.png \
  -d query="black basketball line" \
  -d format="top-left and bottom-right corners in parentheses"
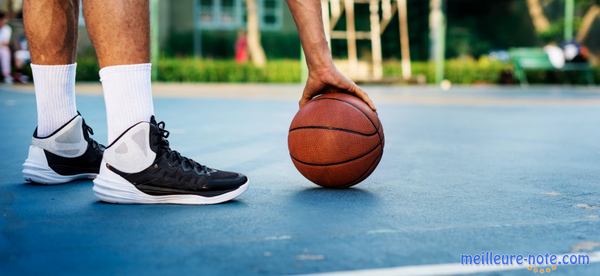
top-left (289, 126), bottom-right (378, 137)
top-left (308, 97), bottom-right (384, 185)
top-left (347, 147), bottom-right (384, 186)
top-left (290, 142), bottom-right (382, 167)
top-left (312, 96), bottom-right (384, 145)
top-left (313, 96), bottom-right (382, 132)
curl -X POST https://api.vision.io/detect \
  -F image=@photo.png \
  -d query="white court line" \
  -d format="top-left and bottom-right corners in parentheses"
top-left (306, 251), bottom-right (600, 276)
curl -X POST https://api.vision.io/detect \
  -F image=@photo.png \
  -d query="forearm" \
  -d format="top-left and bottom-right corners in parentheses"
top-left (287, 0), bottom-right (333, 71)
top-left (288, 1), bottom-right (375, 110)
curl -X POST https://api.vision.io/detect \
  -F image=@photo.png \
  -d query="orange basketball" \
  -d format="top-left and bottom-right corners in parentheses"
top-left (288, 92), bottom-right (384, 188)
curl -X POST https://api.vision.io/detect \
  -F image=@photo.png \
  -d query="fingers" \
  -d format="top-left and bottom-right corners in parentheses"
top-left (299, 94), bottom-right (311, 108)
top-left (346, 82), bottom-right (377, 111)
top-left (299, 70), bottom-right (377, 111)
top-left (299, 82), bottom-right (317, 108)
top-left (330, 72), bottom-right (377, 111)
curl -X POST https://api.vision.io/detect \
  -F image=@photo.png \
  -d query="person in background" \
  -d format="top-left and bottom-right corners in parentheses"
top-left (560, 41), bottom-right (589, 64)
top-left (235, 29), bottom-right (248, 64)
top-left (0, 11), bottom-right (13, 84)
top-left (544, 43), bottom-right (565, 69)
top-left (14, 35), bottom-right (31, 83)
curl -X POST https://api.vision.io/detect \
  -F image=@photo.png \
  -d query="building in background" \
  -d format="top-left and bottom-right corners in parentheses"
top-left (0, 0), bottom-right (598, 64)
top-left (159, 0), bottom-right (298, 59)
top-left (0, 0), bottom-right (299, 59)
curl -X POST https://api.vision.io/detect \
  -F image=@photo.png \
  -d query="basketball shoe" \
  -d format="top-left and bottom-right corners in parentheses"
top-left (93, 116), bottom-right (248, 204)
top-left (23, 114), bottom-right (104, 184)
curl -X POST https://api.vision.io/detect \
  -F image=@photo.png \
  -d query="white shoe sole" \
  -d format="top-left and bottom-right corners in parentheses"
top-left (93, 164), bottom-right (249, 205)
top-left (22, 145), bottom-right (97, 185)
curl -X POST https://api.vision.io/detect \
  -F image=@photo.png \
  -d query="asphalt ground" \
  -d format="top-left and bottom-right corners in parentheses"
top-left (1, 84), bottom-right (599, 275)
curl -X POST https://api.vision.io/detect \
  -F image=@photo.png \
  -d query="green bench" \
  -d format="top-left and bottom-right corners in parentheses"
top-left (509, 48), bottom-right (594, 85)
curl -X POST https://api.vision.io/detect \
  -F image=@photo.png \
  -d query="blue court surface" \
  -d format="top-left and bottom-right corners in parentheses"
top-left (1, 84), bottom-right (600, 275)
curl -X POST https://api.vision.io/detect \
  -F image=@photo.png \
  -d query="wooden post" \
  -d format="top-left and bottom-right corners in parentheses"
top-left (526, 0), bottom-right (550, 33)
top-left (369, 0), bottom-right (383, 80)
top-left (330, 0), bottom-right (343, 29)
top-left (344, 0), bottom-right (358, 75)
top-left (398, 0), bottom-right (412, 80)
top-left (382, 0), bottom-right (393, 22)
top-left (429, 0), bottom-right (445, 84)
top-left (247, 0), bottom-right (267, 67)
top-left (322, 0), bottom-right (331, 47)
top-left (576, 5), bottom-right (600, 42)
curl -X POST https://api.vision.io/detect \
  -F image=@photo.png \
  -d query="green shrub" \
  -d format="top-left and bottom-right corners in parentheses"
top-left (76, 56), bottom-right (100, 81)
top-left (74, 57), bottom-right (301, 83)
top-left (67, 56), bottom-right (600, 84)
top-left (384, 59), bottom-right (598, 84)
top-left (157, 58), bottom-right (300, 83)
top-left (384, 58), bottom-right (511, 84)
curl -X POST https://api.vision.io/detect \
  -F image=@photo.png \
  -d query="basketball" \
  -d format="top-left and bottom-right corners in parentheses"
top-left (288, 92), bottom-right (384, 188)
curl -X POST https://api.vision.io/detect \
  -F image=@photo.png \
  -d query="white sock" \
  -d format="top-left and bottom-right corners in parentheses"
top-left (31, 63), bottom-right (78, 137)
top-left (100, 63), bottom-right (154, 144)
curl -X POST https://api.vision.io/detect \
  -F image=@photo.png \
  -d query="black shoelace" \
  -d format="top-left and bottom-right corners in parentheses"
top-left (155, 120), bottom-right (208, 173)
top-left (82, 119), bottom-right (104, 152)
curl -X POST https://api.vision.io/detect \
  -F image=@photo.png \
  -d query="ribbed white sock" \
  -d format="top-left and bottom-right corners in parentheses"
top-left (100, 63), bottom-right (154, 144)
top-left (31, 63), bottom-right (79, 137)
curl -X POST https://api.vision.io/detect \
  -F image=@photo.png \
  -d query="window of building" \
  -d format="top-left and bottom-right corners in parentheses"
top-left (196, 0), bottom-right (243, 30)
top-left (195, 0), bottom-right (282, 31)
top-left (259, 0), bottom-right (283, 30)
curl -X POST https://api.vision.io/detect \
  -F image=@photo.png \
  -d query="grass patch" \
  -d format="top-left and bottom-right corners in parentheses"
top-left (71, 57), bottom-right (599, 85)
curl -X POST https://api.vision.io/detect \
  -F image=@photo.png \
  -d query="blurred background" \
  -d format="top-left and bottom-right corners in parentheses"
top-left (0, 0), bottom-right (599, 85)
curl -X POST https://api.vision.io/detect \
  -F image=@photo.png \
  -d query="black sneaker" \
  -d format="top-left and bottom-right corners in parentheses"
top-left (23, 113), bottom-right (104, 184)
top-left (93, 116), bottom-right (248, 204)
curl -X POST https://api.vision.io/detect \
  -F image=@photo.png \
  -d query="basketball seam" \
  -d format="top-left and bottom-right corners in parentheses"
top-left (288, 126), bottom-right (378, 137)
top-left (346, 147), bottom-right (383, 187)
top-left (289, 142), bottom-right (382, 167)
top-left (313, 97), bottom-right (383, 144)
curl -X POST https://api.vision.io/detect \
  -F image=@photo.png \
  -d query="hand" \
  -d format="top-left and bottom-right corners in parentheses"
top-left (300, 65), bottom-right (377, 111)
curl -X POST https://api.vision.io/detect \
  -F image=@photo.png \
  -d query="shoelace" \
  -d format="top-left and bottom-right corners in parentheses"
top-left (82, 120), bottom-right (104, 151)
top-left (155, 120), bottom-right (208, 173)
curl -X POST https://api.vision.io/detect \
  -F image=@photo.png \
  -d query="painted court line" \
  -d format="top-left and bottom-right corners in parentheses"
top-left (306, 251), bottom-right (600, 276)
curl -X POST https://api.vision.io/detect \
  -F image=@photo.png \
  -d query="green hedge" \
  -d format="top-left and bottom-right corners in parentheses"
top-left (384, 58), bottom-right (511, 84)
top-left (73, 57), bottom-right (598, 84)
top-left (75, 56), bottom-right (100, 82)
top-left (75, 58), bottom-right (301, 83)
top-left (157, 59), bottom-right (300, 83)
